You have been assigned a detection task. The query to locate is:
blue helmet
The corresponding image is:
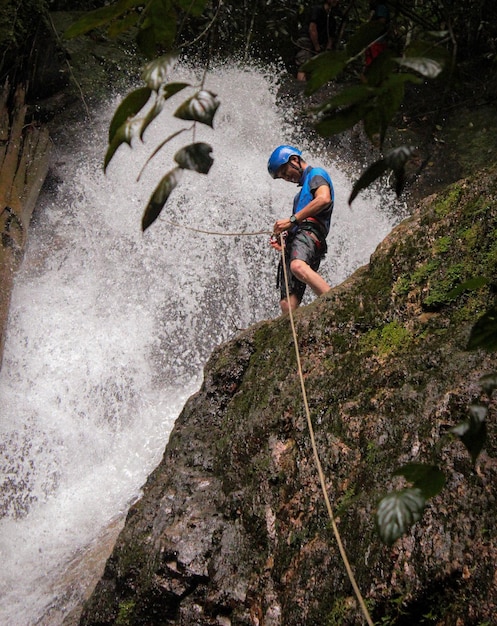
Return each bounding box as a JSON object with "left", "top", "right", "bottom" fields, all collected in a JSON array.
[{"left": 267, "top": 145, "right": 302, "bottom": 178}]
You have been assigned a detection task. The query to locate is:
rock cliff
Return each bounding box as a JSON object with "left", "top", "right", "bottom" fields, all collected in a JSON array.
[
  {"left": 2, "top": 7, "right": 497, "bottom": 624},
  {"left": 80, "top": 166, "right": 497, "bottom": 625}
]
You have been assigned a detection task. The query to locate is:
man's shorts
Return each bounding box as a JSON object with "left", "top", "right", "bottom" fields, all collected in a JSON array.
[
  {"left": 295, "top": 36, "right": 313, "bottom": 68},
  {"left": 277, "top": 229, "right": 326, "bottom": 302}
]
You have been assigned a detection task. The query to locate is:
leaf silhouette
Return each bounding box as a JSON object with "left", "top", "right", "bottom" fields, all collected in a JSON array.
[
  {"left": 142, "top": 168, "right": 182, "bottom": 231},
  {"left": 174, "top": 142, "right": 213, "bottom": 174},
  {"left": 174, "top": 90, "right": 220, "bottom": 127}
]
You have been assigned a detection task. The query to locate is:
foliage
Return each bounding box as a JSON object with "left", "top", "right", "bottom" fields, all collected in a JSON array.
[
  {"left": 64, "top": 0, "right": 497, "bottom": 224},
  {"left": 376, "top": 363, "right": 494, "bottom": 545},
  {"left": 376, "top": 268, "right": 497, "bottom": 545},
  {"left": 64, "top": 0, "right": 209, "bottom": 59},
  {"left": 104, "top": 51, "right": 217, "bottom": 230},
  {"left": 359, "top": 320, "right": 412, "bottom": 357},
  {"left": 304, "top": 27, "right": 448, "bottom": 201},
  {"left": 467, "top": 306, "right": 497, "bottom": 352},
  {"left": 0, "top": 0, "right": 49, "bottom": 50}
]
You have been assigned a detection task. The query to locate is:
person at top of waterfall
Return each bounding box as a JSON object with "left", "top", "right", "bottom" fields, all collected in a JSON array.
[
  {"left": 268, "top": 145, "right": 334, "bottom": 314},
  {"left": 296, "top": 0, "right": 342, "bottom": 81},
  {"left": 364, "top": 0, "right": 390, "bottom": 70}
]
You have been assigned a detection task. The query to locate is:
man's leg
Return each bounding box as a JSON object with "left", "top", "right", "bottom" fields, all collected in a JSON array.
[
  {"left": 290, "top": 258, "right": 331, "bottom": 296},
  {"left": 280, "top": 293, "right": 301, "bottom": 314}
]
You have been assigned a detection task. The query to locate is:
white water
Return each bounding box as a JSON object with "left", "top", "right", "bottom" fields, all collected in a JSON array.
[{"left": 0, "top": 62, "right": 401, "bottom": 625}]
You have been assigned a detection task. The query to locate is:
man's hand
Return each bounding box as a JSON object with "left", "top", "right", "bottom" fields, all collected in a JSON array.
[
  {"left": 273, "top": 218, "right": 292, "bottom": 234},
  {"left": 270, "top": 233, "right": 286, "bottom": 251}
]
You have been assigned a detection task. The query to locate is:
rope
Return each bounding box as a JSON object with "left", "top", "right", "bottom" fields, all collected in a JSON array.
[
  {"left": 162, "top": 218, "right": 272, "bottom": 237},
  {"left": 280, "top": 238, "right": 374, "bottom": 626},
  {"left": 163, "top": 218, "right": 373, "bottom": 623}
]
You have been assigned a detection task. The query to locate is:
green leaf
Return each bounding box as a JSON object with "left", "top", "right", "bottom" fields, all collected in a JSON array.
[
  {"left": 174, "top": 90, "right": 220, "bottom": 127},
  {"left": 315, "top": 105, "right": 365, "bottom": 137},
  {"left": 142, "top": 52, "right": 179, "bottom": 91},
  {"left": 384, "top": 146, "right": 416, "bottom": 193},
  {"left": 446, "top": 276, "right": 488, "bottom": 299},
  {"left": 451, "top": 405, "right": 487, "bottom": 464},
  {"left": 163, "top": 82, "right": 190, "bottom": 100},
  {"left": 136, "top": 23, "right": 157, "bottom": 59},
  {"left": 350, "top": 146, "right": 415, "bottom": 198},
  {"left": 466, "top": 307, "right": 497, "bottom": 351},
  {"left": 362, "top": 78, "right": 413, "bottom": 145},
  {"left": 363, "top": 50, "right": 397, "bottom": 87},
  {"left": 109, "top": 87, "right": 152, "bottom": 144},
  {"left": 139, "top": 99, "right": 164, "bottom": 140},
  {"left": 479, "top": 372, "right": 497, "bottom": 397},
  {"left": 142, "top": 167, "right": 182, "bottom": 231},
  {"left": 363, "top": 102, "right": 391, "bottom": 146},
  {"left": 302, "top": 51, "right": 348, "bottom": 95},
  {"left": 104, "top": 121, "right": 134, "bottom": 172},
  {"left": 148, "top": 0, "right": 177, "bottom": 48},
  {"left": 396, "top": 56, "right": 443, "bottom": 78},
  {"left": 174, "top": 142, "right": 213, "bottom": 174},
  {"left": 316, "top": 84, "right": 373, "bottom": 112},
  {"left": 348, "top": 158, "right": 388, "bottom": 204},
  {"left": 384, "top": 146, "right": 415, "bottom": 172},
  {"left": 404, "top": 39, "right": 450, "bottom": 66},
  {"left": 107, "top": 10, "right": 140, "bottom": 38},
  {"left": 393, "top": 463, "right": 446, "bottom": 499},
  {"left": 376, "top": 488, "right": 426, "bottom": 545},
  {"left": 64, "top": 0, "right": 142, "bottom": 38}
]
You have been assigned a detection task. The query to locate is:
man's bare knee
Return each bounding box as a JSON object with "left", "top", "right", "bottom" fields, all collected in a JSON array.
[{"left": 290, "top": 259, "right": 308, "bottom": 282}]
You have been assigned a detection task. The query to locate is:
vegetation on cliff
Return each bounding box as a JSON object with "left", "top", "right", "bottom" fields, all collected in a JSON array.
[{"left": 79, "top": 164, "right": 497, "bottom": 624}]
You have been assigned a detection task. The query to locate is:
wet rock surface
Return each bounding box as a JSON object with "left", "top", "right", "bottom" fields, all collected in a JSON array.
[{"left": 80, "top": 165, "right": 497, "bottom": 624}]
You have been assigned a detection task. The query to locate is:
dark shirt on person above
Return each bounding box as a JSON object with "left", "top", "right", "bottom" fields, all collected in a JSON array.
[{"left": 299, "top": 5, "right": 337, "bottom": 50}]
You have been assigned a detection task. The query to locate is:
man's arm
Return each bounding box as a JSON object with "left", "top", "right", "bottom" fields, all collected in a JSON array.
[
  {"left": 273, "top": 184, "right": 331, "bottom": 234},
  {"left": 309, "top": 21, "right": 321, "bottom": 52}
]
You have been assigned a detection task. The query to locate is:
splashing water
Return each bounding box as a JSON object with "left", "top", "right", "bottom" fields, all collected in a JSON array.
[{"left": 0, "top": 61, "right": 401, "bottom": 625}]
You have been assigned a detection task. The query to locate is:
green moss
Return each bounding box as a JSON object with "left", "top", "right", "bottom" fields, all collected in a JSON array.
[
  {"left": 393, "top": 274, "right": 411, "bottom": 295},
  {"left": 115, "top": 599, "right": 136, "bottom": 626},
  {"left": 325, "top": 596, "right": 357, "bottom": 625},
  {"left": 331, "top": 331, "right": 354, "bottom": 354},
  {"left": 359, "top": 321, "right": 412, "bottom": 357},
  {"left": 411, "top": 259, "right": 440, "bottom": 285},
  {"left": 433, "top": 185, "right": 463, "bottom": 217},
  {"left": 432, "top": 235, "right": 452, "bottom": 254},
  {"left": 334, "top": 486, "right": 359, "bottom": 517},
  {"left": 484, "top": 236, "right": 497, "bottom": 264},
  {"left": 422, "top": 262, "right": 467, "bottom": 310},
  {"left": 459, "top": 223, "right": 482, "bottom": 249}
]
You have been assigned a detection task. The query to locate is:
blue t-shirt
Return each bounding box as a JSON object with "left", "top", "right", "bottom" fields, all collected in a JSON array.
[{"left": 292, "top": 166, "right": 334, "bottom": 236}]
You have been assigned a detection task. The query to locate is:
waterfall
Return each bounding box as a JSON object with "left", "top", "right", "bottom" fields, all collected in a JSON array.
[{"left": 0, "top": 61, "right": 401, "bottom": 625}]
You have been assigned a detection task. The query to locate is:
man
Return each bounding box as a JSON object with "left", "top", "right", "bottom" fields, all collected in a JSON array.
[
  {"left": 268, "top": 145, "right": 334, "bottom": 314},
  {"left": 296, "top": 0, "right": 341, "bottom": 81}
]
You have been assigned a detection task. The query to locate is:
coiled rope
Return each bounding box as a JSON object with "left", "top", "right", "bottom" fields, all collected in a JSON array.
[{"left": 163, "top": 218, "right": 374, "bottom": 624}]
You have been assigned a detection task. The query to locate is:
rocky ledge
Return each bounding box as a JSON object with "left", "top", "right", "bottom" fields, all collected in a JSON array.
[{"left": 80, "top": 165, "right": 497, "bottom": 625}]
